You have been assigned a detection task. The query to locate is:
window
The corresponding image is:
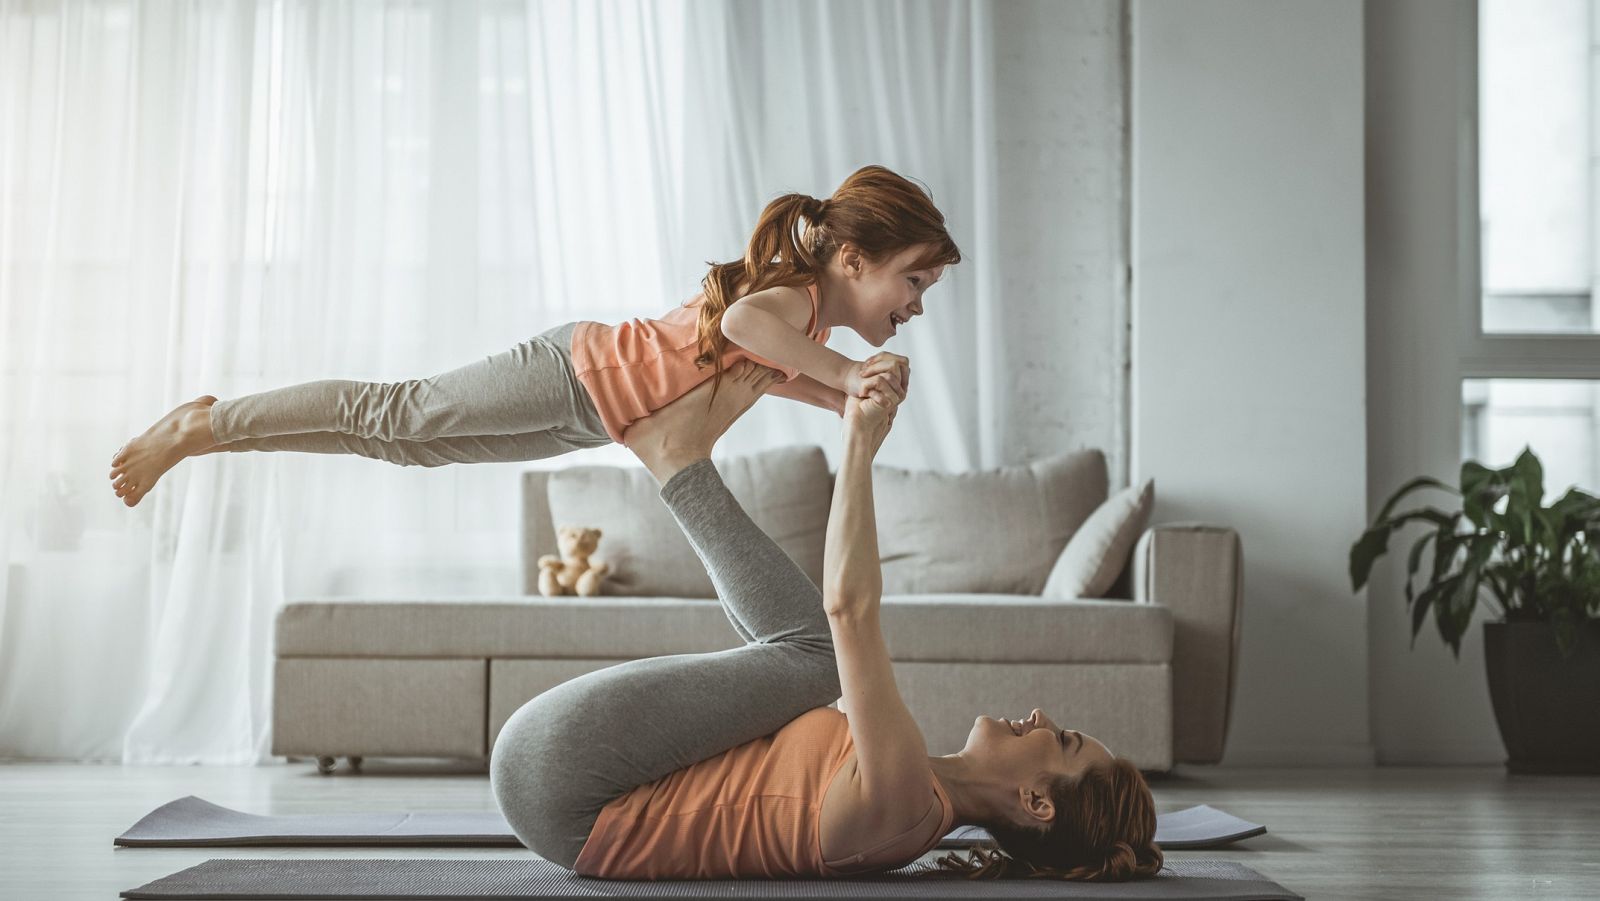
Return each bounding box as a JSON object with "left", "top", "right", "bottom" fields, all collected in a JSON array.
[
  {"left": 1479, "top": 0, "right": 1596, "bottom": 335},
  {"left": 1463, "top": 379, "right": 1599, "bottom": 501},
  {"left": 1470, "top": 1, "right": 1600, "bottom": 487}
]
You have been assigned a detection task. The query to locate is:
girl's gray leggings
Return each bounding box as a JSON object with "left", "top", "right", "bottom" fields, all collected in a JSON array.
[
  {"left": 207, "top": 322, "right": 612, "bottom": 465},
  {"left": 488, "top": 458, "right": 842, "bottom": 868}
]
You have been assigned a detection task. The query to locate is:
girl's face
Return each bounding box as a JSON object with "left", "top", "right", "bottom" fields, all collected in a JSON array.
[{"left": 838, "top": 242, "right": 946, "bottom": 347}]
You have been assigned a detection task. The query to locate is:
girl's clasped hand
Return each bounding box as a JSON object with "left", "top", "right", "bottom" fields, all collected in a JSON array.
[{"left": 846, "top": 351, "right": 911, "bottom": 400}]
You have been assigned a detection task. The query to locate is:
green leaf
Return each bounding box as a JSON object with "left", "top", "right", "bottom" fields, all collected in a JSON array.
[
  {"left": 1404, "top": 531, "right": 1438, "bottom": 606},
  {"left": 1506, "top": 447, "right": 1545, "bottom": 547},
  {"left": 1413, "top": 574, "right": 1460, "bottom": 650},
  {"left": 1548, "top": 487, "right": 1600, "bottom": 555},
  {"left": 1429, "top": 526, "right": 1468, "bottom": 585},
  {"left": 1349, "top": 507, "right": 1457, "bottom": 591},
  {"left": 1350, "top": 525, "right": 1391, "bottom": 593},
  {"left": 1439, "top": 569, "right": 1481, "bottom": 659},
  {"left": 1460, "top": 461, "right": 1500, "bottom": 527},
  {"left": 1460, "top": 532, "right": 1498, "bottom": 578},
  {"left": 1375, "top": 474, "right": 1456, "bottom": 524}
]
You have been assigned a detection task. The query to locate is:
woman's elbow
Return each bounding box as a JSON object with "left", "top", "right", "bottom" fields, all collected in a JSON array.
[{"left": 823, "top": 586, "right": 881, "bottom": 619}]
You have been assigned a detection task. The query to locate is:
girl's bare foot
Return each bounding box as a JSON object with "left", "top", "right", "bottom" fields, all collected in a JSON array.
[
  {"left": 108, "top": 395, "right": 221, "bottom": 507},
  {"left": 623, "top": 362, "right": 782, "bottom": 484}
]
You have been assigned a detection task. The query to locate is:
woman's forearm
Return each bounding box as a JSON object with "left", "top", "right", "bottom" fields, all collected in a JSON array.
[
  {"left": 822, "top": 435, "right": 882, "bottom": 617},
  {"left": 722, "top": 303, "right": 854, "bottom": 392}
]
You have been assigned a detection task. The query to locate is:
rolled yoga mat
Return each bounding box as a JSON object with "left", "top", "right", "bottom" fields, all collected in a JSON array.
[
  {"left": 115, "top": 796, "right": 1267, "bottom": 850},
  {"left": 121, "top": 858, "right": 1303, "bottom": 901}
]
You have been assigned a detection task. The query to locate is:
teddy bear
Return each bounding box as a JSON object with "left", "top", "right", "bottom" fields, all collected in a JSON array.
[{"left": 538, "top": 525, "right": 611, "bottom": 597}]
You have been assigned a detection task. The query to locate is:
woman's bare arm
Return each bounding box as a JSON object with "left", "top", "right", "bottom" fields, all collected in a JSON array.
[{"left": 823, "top": 388, "right": 933, "bottom": 825}]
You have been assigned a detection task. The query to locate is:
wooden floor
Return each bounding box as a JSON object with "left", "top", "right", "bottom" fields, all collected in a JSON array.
[{"left": 2, "top": 759, "right": 1597, "bottom": 900}]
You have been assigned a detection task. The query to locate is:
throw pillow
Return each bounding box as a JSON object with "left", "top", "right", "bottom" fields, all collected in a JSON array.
[
  {"left": 870, "top": 449, "right": 1108, "bottom": 595},
  {"left": 1041, "top": 478, "right": 1155, "bottom": 600}
]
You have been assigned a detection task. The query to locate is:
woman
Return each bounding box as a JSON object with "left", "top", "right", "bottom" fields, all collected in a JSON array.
[{"left": 489, "top": 361, "right": 1163, "bottom": 881}]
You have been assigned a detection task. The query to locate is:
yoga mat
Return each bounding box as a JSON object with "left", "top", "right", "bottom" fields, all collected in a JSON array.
[
  {"left": 120, "top": 858, "right": 1303, "bottom": 900},
  {"left": 116, "top": 796, "right": 1266, "bottom": 851}
]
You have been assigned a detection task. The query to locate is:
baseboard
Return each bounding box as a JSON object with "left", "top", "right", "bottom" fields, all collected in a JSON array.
[
  {"left": 1216, "top": 741, "right": 1377, "bottom": 767},
  {"left": 1373, "top": 743, "right": 1507, "bottom": 766}
]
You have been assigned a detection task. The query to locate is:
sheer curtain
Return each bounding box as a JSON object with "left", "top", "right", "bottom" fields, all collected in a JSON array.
[{"left": 0, "top": 0, "right": 1086, "bottom": 763}]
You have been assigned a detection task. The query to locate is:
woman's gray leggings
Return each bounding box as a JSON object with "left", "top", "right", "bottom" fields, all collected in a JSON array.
[
  {"left": 489, "top": 459, "right": 842, "bottom": 869},
  {"left": 207, "top": 322, "right": 612, "bottom": 465}
]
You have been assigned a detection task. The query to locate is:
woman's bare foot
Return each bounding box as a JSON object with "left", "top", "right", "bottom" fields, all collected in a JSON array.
[
  {"left": 622, "top": 362, "right": 783, "bottom": 484},
  {"left": 108, "top": 395, "right": 221, "bottom": 507}
]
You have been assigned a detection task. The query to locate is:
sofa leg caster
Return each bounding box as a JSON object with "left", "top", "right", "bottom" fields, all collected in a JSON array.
[
  {"left": 316, "top": 756, "right": 337, "bottom": 775},
  {"left": 349, "top": 755, "right": 363, "bottom": 772}
]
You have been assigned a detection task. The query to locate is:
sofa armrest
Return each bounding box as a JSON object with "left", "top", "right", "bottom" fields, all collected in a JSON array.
[{"left": 1131, "top": 522, "right": 1243, "bottom": 764}]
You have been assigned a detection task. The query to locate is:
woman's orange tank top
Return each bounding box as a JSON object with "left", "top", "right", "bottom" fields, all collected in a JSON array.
[
  {"left": 570, "top": 706, "right": 954, "bottom": 880},
  {"left": 569, "top": 282, "right": 834, "bottom": 444}
]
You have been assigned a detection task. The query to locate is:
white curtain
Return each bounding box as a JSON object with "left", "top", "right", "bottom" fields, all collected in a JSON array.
[{"left": 0, "top": 0, "right": 1118, "bottom": 763}]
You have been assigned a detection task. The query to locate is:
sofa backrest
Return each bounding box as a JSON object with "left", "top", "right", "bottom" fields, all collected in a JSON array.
[
  {"left": 523, "top": 444, "right": 1112, "bottom": 598},
  {"left": 523, "top": 446, "right": 831, "bottom": 597}
]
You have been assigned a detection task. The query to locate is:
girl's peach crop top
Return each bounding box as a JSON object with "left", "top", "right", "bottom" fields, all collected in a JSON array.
[
  {"left": 569, "top": 282, "right": 833, "bottom": 444},
  {"left": 571, "top": 706, "right": 954, "bottom": 880}
]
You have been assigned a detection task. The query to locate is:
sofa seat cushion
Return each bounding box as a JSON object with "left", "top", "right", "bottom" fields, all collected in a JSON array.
[{"left": 274, "top": 595, "right": 1173, "bottom": 663}]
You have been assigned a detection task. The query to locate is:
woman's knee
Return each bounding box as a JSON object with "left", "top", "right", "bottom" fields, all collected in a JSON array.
[
  {"left": 490, "top": 701, "right": 587, "bottom": 865},
  {"left": 783, "top": 637, "right": 842, "bottom": 704}
]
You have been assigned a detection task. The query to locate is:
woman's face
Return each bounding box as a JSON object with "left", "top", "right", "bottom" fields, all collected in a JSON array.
[
  {"left": 837, "top": 242, "right": 945, "bottom": 347},
  {"left": 964, "top": 708, "right": 1115, "bottom": 799}
]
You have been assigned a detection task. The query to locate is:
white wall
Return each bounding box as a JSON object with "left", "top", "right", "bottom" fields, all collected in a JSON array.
[
  {"left": 992, "top": 0, "right": 1130, "bottom": 481},
  {"left": 1364, "top": 0, "right": 1505, "bottom": 764},
  {"left": 1131, "top": 0, "right": 1373, "bottom": 765}
]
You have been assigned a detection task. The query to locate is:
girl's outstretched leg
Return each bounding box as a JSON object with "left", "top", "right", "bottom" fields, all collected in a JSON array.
[
  {"left": 208, "top": 324, "right": 593, "bottom": 444},
  {"left": 108, "top": 322, "right": 603, "bottom": 506},
  {"left": 196, "top": 428, "right": 608, "bottom": 467},
  {"left": 108, "top": 395, "right": 219, "bottom": 507}
]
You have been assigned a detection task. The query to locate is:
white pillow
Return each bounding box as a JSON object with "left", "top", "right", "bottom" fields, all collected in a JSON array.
[
  {"left": 1041, "top": 478, "right": 1155, "bottom": 600},
  {"left": 870, "top": 450, "right": 1108, "bottom": 595}
]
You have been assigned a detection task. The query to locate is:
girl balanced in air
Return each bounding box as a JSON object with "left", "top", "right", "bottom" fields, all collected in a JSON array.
[{"left": 107, "top": 165, "right": 958, "bottom": 506}]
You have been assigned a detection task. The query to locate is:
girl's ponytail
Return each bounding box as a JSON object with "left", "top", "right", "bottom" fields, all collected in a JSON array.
[
  {"left": 695, "top": 193, "right": 825, "bottom": 382},
  {"left": 694, "top": 165, "right": 961, "bottom": 392}
]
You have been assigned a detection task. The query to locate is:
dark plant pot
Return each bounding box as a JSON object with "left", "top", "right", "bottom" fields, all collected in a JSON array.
[{"left": 1483, "top": 620, "right": 1600, "bottom": 774}]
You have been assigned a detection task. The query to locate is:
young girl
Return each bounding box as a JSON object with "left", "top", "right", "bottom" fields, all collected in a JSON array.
[{"left": 107, "top": 164, "right": 960, "bottom": 507}]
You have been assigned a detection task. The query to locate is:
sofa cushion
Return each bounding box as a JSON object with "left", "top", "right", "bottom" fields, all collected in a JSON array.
[
  {"left": 275, "top": 595, "right": 1173, "bottom": 663},
  {"left": 870, "top": 450, "right": 1108, "bottom": 595},
  {"left": 543, "top": 445, "right": 830, "bottom": 597},
  {"left": 1043, "top": 479, "right": 1155, "bottom": 600}
]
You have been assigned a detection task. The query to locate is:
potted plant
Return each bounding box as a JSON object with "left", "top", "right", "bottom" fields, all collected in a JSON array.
[{"left": 1349, "top": 446, "right": 1600, "bottom": 774}]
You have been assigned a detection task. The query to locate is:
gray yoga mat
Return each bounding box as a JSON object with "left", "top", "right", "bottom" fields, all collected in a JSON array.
[
  {"left": 120, "top": 858, "right": 1303, "bottom": 900},
  {"left": 115, "top": 796, "right": 1266, "bottom": 851}
]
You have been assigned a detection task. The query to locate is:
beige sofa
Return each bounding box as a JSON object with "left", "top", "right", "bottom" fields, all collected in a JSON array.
[{"left": 272, "top": 446, "right": 1243, "bottom": 774}]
